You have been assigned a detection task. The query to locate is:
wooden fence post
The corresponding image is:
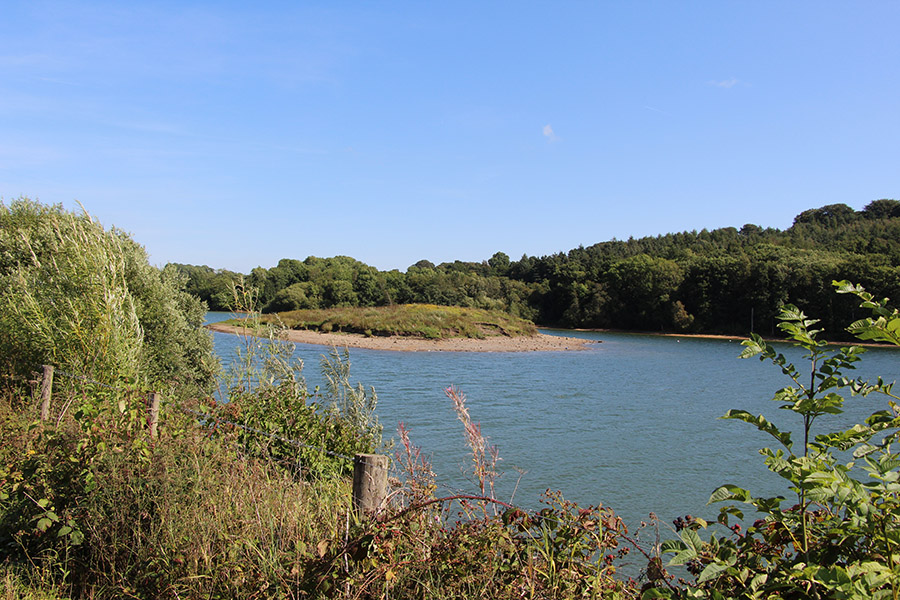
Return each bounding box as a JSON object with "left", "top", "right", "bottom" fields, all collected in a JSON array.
[
  {"left": 149, "top": 392, "right": 161, "bottom": 439},
  {"left": 40, "top": 365, "right": 54, "bottom": 422},
  {"left": 352, "top": 454, "right": 388, "bottom": 518}
]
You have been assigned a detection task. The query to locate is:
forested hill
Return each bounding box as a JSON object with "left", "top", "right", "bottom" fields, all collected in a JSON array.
[{"left": 172, "top": 199, "right": 900, "bottom": 339}]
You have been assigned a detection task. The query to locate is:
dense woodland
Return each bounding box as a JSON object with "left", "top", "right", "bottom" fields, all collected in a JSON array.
[{"left": 172, "top": 199, "right": 900, "bottom": 339}]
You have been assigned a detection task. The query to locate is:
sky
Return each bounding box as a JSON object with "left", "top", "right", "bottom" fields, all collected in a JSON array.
[{"left": 2, "top": 1, "right": 898, "bottom": 273}]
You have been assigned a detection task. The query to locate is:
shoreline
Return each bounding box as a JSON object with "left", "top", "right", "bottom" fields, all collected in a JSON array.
[
  {"left": 206, "top": 323, "right": 595, "bottom": 353},
  {"left": 565, "top": 327, "right": 898, "bottom": 349},
  {"left": 207, "top": 322, "right": 898, "bottom": 352}
]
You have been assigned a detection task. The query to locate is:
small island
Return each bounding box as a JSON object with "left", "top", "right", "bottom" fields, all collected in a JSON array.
[{"left": 207, "top": 304, "right": 593, "bottom": 352}]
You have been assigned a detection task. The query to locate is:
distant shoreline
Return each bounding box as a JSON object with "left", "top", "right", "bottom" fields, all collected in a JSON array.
[
  {"left": 206, "top": 322, "right": 594, "bottom": 353},
  {"left": 566, "top": 327, "right": 899, "bottom": 349}
]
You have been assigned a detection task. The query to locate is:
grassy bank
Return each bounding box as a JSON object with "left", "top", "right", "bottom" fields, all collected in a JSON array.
[
  {"left": 242, "top": 303, "right": 539, "bottom": 339},
  {"left": 0, "top": 347, "right": 640, "bottom": 599}
]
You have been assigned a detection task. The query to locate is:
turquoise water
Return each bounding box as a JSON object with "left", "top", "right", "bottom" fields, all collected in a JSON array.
[{"left": 206, "top": 312, "right": 900, "bottom": 532}]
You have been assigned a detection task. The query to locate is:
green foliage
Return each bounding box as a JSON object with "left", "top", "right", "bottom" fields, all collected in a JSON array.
[
  {"left": 793, "top": 203, "right": 858, "bottom": 227},
  {"left": 0, "top": 274, "right": 385, "bottom": 597},
  {"left": 605, "top": 254, "right": 684, "bottom": 331},
  {"left": 308, "top": 491, "right": 637, "bottom": 599},
  {"left": 164, "top": 262, "right": 241, "bottom": 311},
  {"left": 835, "top": 279, "right": 900, "bottom": 346},
  {"left": 0, "top": 377, "right": 159, "bottom": 579},
  {"left": 263, "top": 303, "right": 539, "bottom": 340},
  {"left": 0, "top": 198, "right": 216, "bottom": 393},
  {"left": 321, "top": 348, "right": 382, "bottom": 451},
  {"left": 862, "top": 199, "right": 900, "bottom": 220},
  {"left": 1, "top": 385, "right": 351, "bottom": 598},
  {"left": 176, "top": 198, "right": 900, "bottom": 338},
  {"left": 0, "top": 316, "right": 378, "bottom": 599},
  {"left": 650, "top": 284, "right": 900, "bottom": 599},
  {"left": 206, "top": 283, "right": 382, "bottom": 478}
]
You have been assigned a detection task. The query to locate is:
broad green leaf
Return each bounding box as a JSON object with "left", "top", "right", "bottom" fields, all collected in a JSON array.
[
  {"left": 709, "top": 485, "right": 751, "bottom": 504},
  {"left": 669, "top": 548, "right": 698, "bottom": 566},
  {"left": 717, "top": 505, "right": 744, "bottom": 525},
  {"left": 698, "top": 560, "right": 732, "bottom": 583},
  {"left": 815, "top": 424, "right": 873, "bottom": 451},
  {"left": 680, "top": 528, "right": 703, "bottom": 554},
  {"left": 722, "top": 410, "right": 793, "bottom": 449},
  {"left": 739, "top": 335, "right": 767, "bottom": 358},
  {"left": 660, "top": 539, "right": 686, "bottom": 553}
]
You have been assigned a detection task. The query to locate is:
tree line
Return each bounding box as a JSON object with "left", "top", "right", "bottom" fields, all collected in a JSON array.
[{"left": 171, "top": 199, "right": 900, "bottom": 340}]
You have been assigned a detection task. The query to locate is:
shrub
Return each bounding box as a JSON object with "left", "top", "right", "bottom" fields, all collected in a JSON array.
[
  {"left": 0, "top": 199, "right": 216, "bottom": 393},
  {"left": 212, "top": 287, "right": 383, "bottom": 478}
]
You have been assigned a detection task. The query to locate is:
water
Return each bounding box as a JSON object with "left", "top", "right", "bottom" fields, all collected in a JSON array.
[{"left": 206, "top": 312, "right": 900, "bottom": 531}]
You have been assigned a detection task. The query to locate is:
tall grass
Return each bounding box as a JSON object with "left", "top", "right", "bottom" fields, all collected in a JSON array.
[
  {"left": 0, "top": 385, "right": 356, "bottom": 599},
  {"left": 80, "top": 432, "right": 351, "bottom": 598}
]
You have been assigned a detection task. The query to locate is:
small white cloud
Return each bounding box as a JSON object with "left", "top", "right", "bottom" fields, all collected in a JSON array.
[
  {"left": 542, "top": 124, "right": 560, "bottom": 142},
  {"left": 709, "top": 77, "right": 741, "bottom": 88}
]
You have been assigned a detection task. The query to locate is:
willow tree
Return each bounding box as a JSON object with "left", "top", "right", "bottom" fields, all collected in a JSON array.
[{"left": 0, "top": 198, "right": 216, "bottom": 392}]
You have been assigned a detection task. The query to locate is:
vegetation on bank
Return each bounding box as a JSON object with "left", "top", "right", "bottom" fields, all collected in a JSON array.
[
  {"left": 2, "top": 199, "right": 898, "bottom": 599},
  {"left": 173, "top": 198, "right": 900, "bottom": 339},
  {"left": 0, "top": 199, "right": 216, "bottom": 392},
  {"left": 243, "top": 303, "right": 540, "bottom": 340}
]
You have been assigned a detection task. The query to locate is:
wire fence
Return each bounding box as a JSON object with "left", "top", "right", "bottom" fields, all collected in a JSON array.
[
  {"left": 31, "top": 365, "right": 394, "bottom": 515},
  {"left": 13, "top": 364, "right": 505, "bottom": 516}
]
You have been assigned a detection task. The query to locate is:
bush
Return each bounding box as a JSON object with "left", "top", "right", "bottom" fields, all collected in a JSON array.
[
  {"left": 0, "top": 199, "right": 216, "bottom": 393},
  {"left": 213, "top": 290, "right": 383, "bottom": 478},
  {"left": 0, "top": 389, "right": 351, "bottom": 599}
]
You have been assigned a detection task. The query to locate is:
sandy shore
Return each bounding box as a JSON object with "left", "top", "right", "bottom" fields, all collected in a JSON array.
[{"left": 207, "top": 323, "right": 594, "bottom": 353}]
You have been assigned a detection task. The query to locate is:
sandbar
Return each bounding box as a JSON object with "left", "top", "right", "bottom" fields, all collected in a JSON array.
[{"left": 207, "top": 323, "right": 594, "bottom": 353}]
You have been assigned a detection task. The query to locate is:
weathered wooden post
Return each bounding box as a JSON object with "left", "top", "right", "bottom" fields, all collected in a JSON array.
[
  {"left": 352, "top": 454, "right": 388, "bottom": 518},
  {"left": 40, "top": 365, "right": 54, "bottom": 422},
  {"left": 149, "top": 392, "right": 161, "bottom": 439}
]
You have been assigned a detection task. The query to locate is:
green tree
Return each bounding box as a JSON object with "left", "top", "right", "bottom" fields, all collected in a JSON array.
[
  {"left": 265, "top": 281, "right": 319, "bottom": 312},
  {"left": 488, "top": 251, "right": 510, "bottom": 275},
  {"left": 0, "top": 199, "right": 216, "bottom": 391},
  {"left": 861, "top": 198, "right": 900, "bottom": 220},
  {"left": 605, "top": 254, "right": 684, "bottom": 330},
  {"left": 793, "top": 202, "right": 858, "bottom": 226}
]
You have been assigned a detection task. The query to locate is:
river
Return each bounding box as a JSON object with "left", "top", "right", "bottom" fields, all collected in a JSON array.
[{"left": 206, "top": 312, "right": 900, "bottom": 534}]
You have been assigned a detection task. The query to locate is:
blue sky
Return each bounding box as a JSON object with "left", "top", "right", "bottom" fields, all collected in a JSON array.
[{"left": 2, "top": 2, "right": 898, "bottom": 273}]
